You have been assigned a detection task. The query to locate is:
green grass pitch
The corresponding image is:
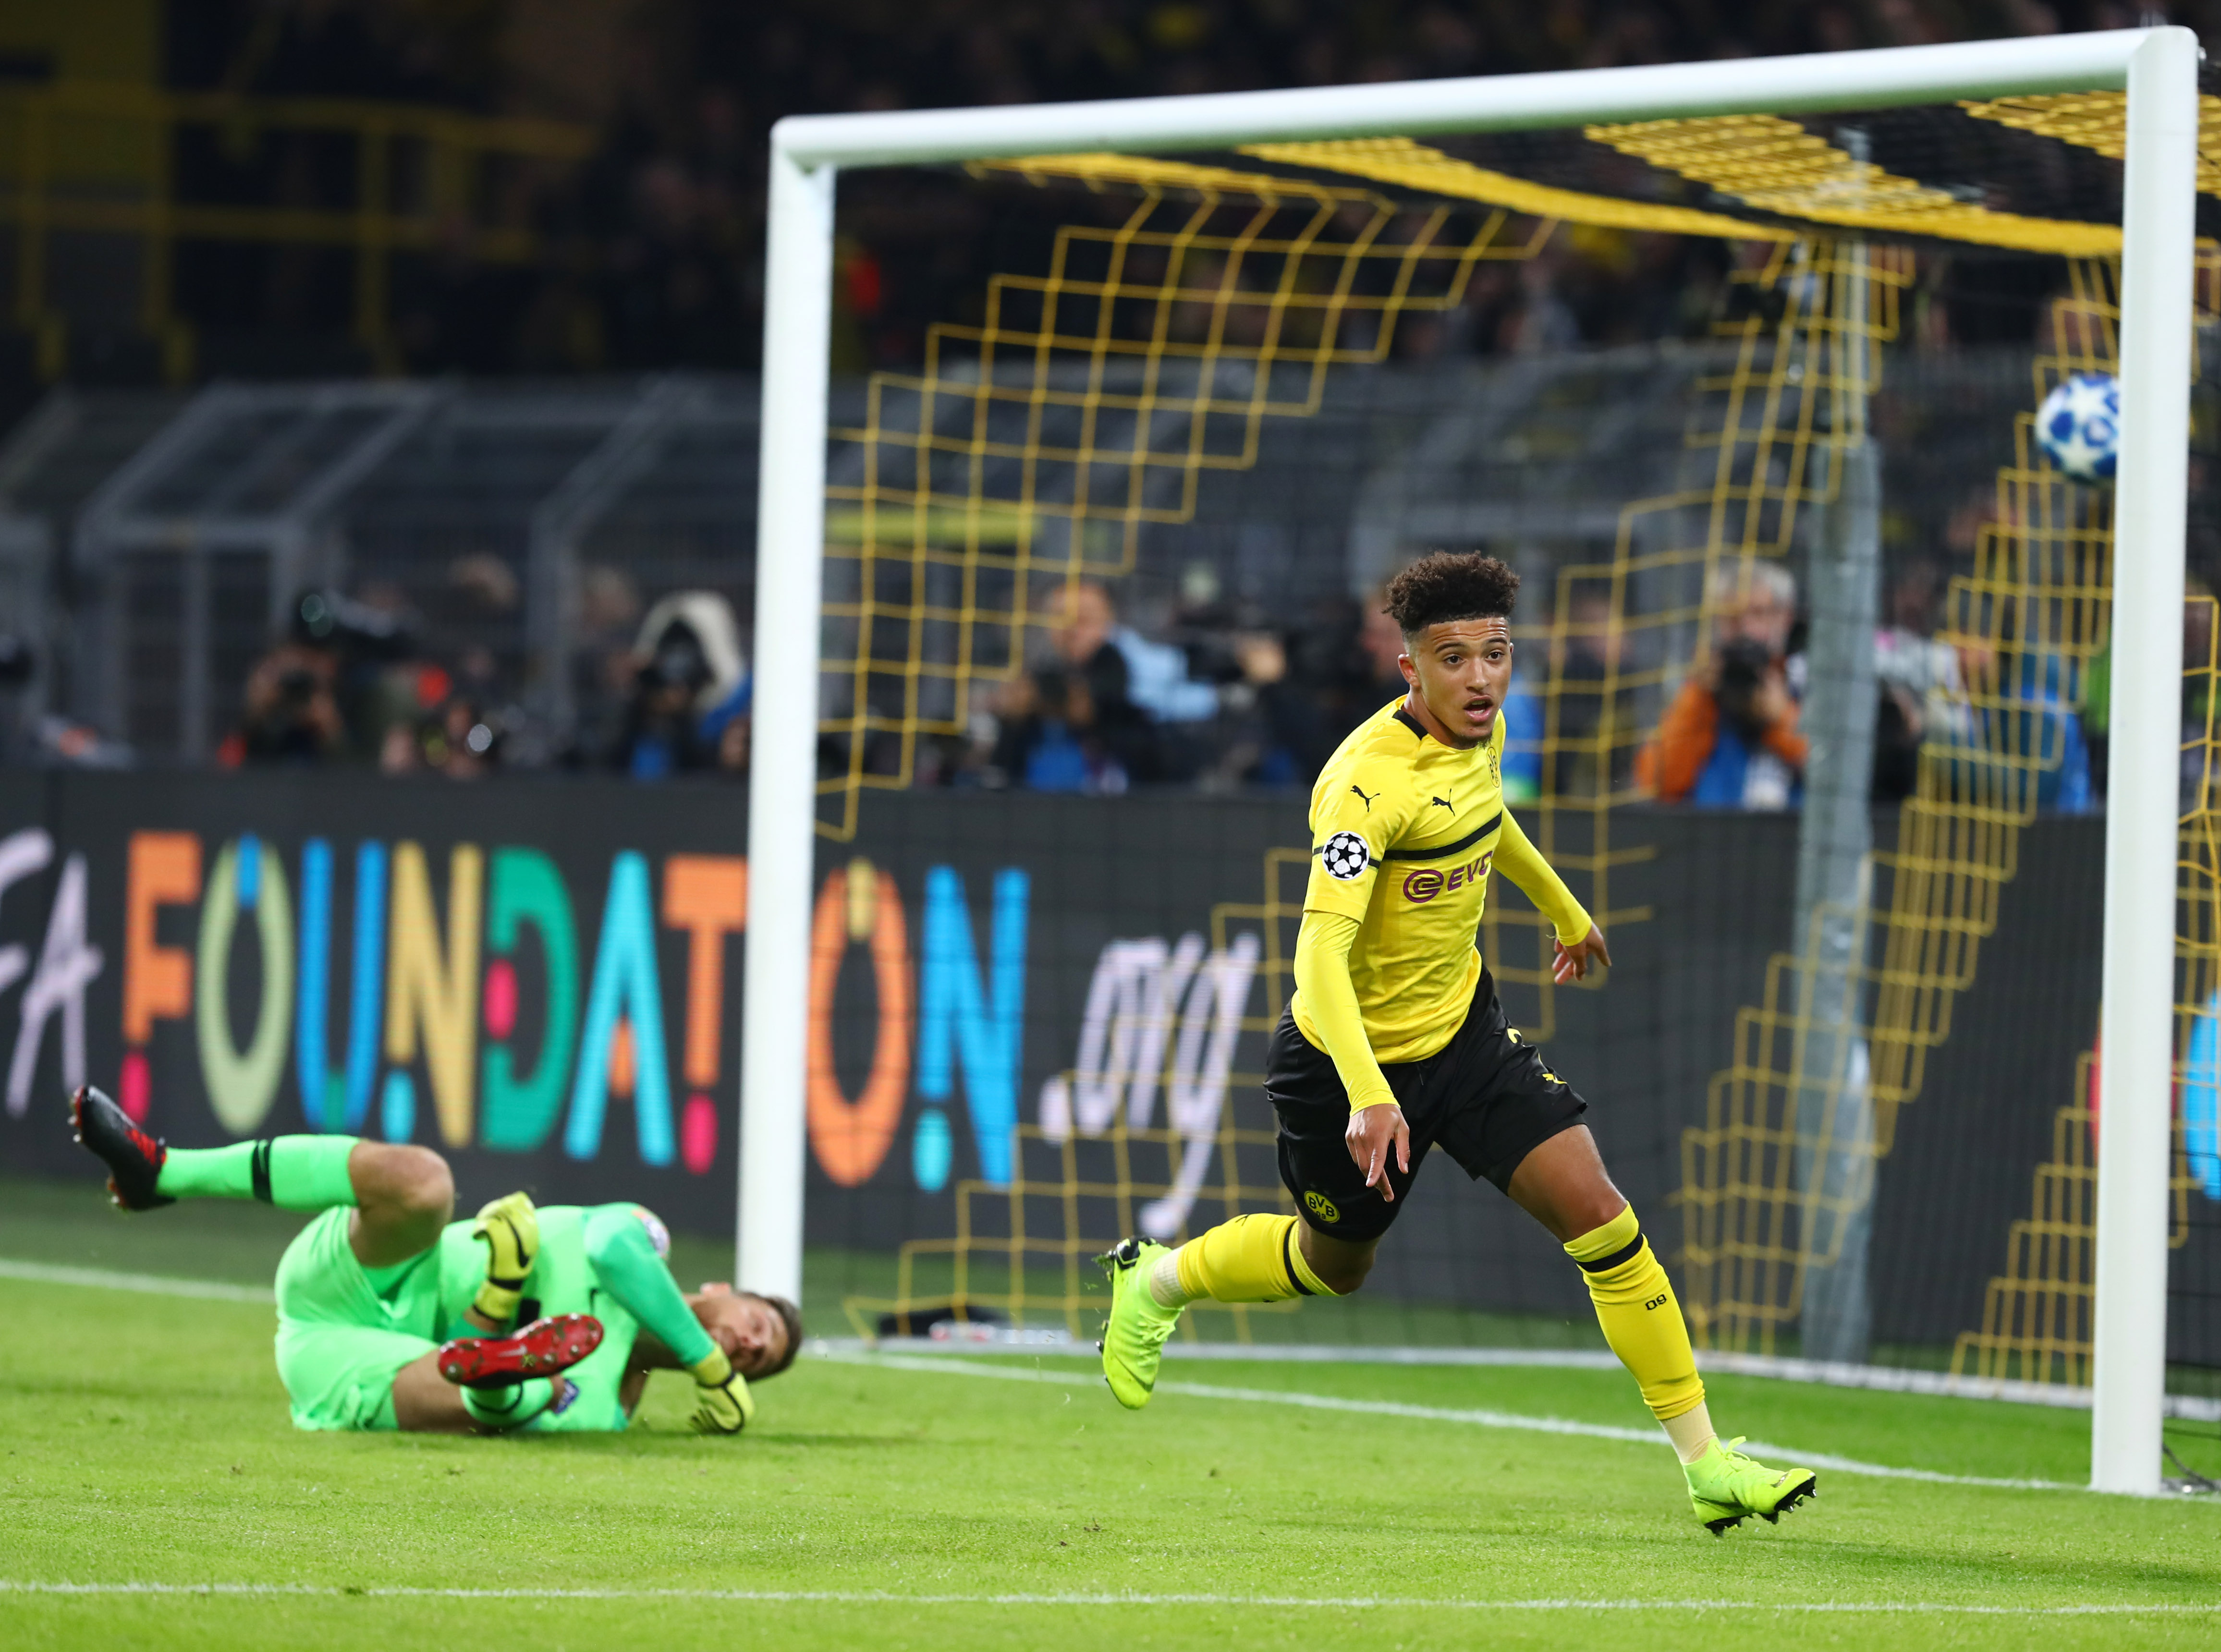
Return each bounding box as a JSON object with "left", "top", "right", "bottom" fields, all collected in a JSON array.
[{"left": 2, "top": 1179, "right": 2218, "bottom": 1651}]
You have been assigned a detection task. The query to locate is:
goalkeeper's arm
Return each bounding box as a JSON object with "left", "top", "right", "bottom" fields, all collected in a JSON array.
[{"left": 583, "top": 1208, "right": 753, "bottom": 1434}]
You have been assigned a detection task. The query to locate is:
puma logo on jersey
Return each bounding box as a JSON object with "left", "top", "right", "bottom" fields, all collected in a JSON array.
[
  {"left": 1349, "top": 784, "right": 1379, "bottom": 811},
  {"left": 1430, "top": 795, "right": 1452, "bottom": 809}
]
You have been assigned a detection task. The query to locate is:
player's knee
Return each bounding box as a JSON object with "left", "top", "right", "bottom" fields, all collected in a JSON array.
[
  {"left": 1314, "top": 1253, "right": 1373, "bottom": 1294},
  {"left": 377, "top": 1145, "right": 454, "bottom": 1222},
  {"left": 1297, "top": 1234, "right": 1368, "bottom": 1297},
  {"left": 1568, "top": 1192, "right": 1632, "bottom": 1244}
]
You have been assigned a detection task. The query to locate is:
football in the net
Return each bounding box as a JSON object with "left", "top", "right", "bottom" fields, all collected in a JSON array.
[{"left": 2035, "top": 371, "right": 2120, "bottom": 483}]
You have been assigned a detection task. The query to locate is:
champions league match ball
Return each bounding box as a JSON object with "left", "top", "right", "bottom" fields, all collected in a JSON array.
[{"left": 2035, "top": 371, "right": 2121, "bottom": 484}]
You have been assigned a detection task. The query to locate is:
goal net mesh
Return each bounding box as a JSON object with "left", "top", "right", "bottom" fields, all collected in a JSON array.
[{"left": 802, "top": 89, "right": 2221, "bottom": 1467}]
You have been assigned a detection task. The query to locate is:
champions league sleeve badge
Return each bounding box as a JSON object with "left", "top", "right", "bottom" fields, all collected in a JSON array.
[
  {"left": 1319, "top": 830, "right": 1373, "bottom": 881},
  {"left": 632, "top": 1205, "right": 672, "bottom": 1259}
]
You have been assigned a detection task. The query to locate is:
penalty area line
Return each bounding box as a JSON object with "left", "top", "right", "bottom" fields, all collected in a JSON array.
[
  {"left": 1, "top": 1582, "right": 2215, "bottom": 1615},
  {"left": 820, "top": 1348, "right": 2078, "bottom": 1492}
]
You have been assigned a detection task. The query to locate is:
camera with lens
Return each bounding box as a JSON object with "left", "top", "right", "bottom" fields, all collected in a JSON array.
[
  {"left": 1715, "top": 635, "right": 1778, "bottom": 735},
  {"left": 276, "top": 665, "right": 321, "bottom": 707},
  {"left": 639, "top": 623, "right": 711, "bottom": 698}
]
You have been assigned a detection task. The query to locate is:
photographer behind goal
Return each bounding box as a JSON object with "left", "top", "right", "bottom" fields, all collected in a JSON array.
[{"left": 1639, "top": 562, "right": 1807, "bottom": 810}]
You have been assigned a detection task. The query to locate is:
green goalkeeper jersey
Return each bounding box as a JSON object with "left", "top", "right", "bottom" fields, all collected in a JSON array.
[{"left": 274, "top": 1201, "right": 717, "bottom": 1433}]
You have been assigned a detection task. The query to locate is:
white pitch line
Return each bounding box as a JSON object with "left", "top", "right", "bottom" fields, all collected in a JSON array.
[
  {"left": 0, "top": 1259, "right": 273, "bottom": 1304},
  {"left": 822, "top": 1348, "right": 2080, "bottom": 1491},
  {"left": 0, "top": 1262, "right": 2196, "bottom": 1484},
  {"left": 840, "top": 1336, "right": 2221, "bottom": 1423},
  {"left": 1, "top": 1582, "right": 2215, "bottom": 1614}
]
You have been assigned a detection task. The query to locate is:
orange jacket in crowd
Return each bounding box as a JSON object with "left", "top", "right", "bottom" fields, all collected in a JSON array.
[{"left": 1636, "top": 678, "right": 1810, "bottom": 802}]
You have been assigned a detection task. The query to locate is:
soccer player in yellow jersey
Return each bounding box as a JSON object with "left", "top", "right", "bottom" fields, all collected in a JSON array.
[{"left": 1098, "top": 551, "right": 1816, "bottom": 1535}]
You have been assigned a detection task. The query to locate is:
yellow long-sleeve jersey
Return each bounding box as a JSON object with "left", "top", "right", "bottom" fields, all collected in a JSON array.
[{"left": 1292, "top": 698, "right": 1592, "bottom": 1105}]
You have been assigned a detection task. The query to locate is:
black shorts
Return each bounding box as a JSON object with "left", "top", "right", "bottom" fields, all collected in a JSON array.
[{"left": 1270, "top": 966, "right": 1587, "bottom": 1243}]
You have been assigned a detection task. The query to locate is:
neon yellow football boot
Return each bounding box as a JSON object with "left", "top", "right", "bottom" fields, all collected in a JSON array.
[
  {"left": 1096, "top": 1237, "right": 1182, "bottom": 1409},
  {"left": 1684, "top": 1436, "right": 1817, "bottom": 1534}
]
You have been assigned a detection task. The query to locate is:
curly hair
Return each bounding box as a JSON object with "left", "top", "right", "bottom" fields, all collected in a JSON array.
[{"left": 1380, "top": 550, "right": 1520, "bottom": 636}]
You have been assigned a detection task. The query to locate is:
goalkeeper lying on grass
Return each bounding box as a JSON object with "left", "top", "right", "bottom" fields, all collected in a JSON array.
[{"left": 68, "top": 1084, "right": 797, "bottom": 1435}]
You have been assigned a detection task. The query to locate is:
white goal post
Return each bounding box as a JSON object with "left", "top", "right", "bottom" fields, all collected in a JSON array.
[{"left": 741, "top": 27, "right": 2200, "bottom": 1495}]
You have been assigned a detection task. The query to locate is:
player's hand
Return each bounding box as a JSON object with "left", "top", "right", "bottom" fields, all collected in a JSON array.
[
  {"left": 470, "top": 1191, "right": 540, "bottom": 1324},
  {"left": 1748, "top": 666, "right": 1794, "bottom": 733},
  {"left": 1553, "top": 924, "right": 1613, "bottom": 984},
  {"left": 688, "top": 1346, "right": 755, "bottom": 1435},
  {"left": 1344, "top": 1102, "right": 1411, "bottom": 1203}
]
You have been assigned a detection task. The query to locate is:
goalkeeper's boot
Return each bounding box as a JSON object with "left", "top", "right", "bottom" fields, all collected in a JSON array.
[
  {"left": 1684, "top": 1435, "right": 1817, "bottom": 1535},
  {"left": 70, "top": 1084, "right": 173, "bottom": 1212},
  {"left": 438, "top": 1314, "right": 604, "bottom": 1389},
  {"left": 1095, "top": 1237, "right": 1182, "bottom": 1410},
  {"left": 469, "top": 1191, "right": 540, "bottom": 1324}
]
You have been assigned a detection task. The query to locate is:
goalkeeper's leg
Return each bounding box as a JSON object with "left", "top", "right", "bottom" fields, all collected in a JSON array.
[
  {"left": 72, "top": 1083, "right": 452, "bottom": 1266},
  {"left": 1508, "top": 1126, "right": 1815, "bottom": 1533},
  {"left": 390, "top": 1328, "right": 599, "bottom": 1434}
]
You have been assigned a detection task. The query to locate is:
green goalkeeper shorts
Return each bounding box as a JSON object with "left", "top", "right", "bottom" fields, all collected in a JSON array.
[{"left": 273, "top": 1206, "right": 443, "bottom": 1432}]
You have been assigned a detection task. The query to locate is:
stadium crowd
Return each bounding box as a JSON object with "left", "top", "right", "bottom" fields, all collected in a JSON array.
[
  {"left": 2, "top": 0, "right": 2186, "bottom": 806},
  {"left": 165, "top": 547, "right": 2114, "bottom": 815},
  {"left": 153, "top": 0, "right": 2184, "bottom": 379}
]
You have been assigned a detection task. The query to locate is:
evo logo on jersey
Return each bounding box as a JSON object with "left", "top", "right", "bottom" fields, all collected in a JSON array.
[{"left": 1401, "top": 852, "right": 1492, "bottom": 904}]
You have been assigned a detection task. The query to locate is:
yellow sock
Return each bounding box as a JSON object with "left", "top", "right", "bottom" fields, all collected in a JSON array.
[
  {"left": 1170, "top": 1214, "right": 1337, "bottom": 1304},
  {"left": 1565, "top": 1206, "right": 1705, "bottom": 1423}
]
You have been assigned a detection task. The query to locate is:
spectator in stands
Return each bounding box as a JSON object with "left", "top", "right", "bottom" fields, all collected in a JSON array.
[
  {"left": 1497, "top": 671, "right": 1545, "bottom": 804},
  {"left": 1356, "top": 592, "right": 1413, "bottom": 715},
  {"left": 232, "top": 640, "right": 348, "bottom": 766},
  {"left": 1638, "top": 562, "right": 1806, "bottom": 809},
  {"left": 1871, "top": 561, "right": 1978, "bottom": 802},
  {"left": 1044, "top": 582, "right": 1176, "bottom": 780},
  {"left": 988, "top": 665, "right": 1130, "bottom": 794},
  {"left": 1156, "top": 563, "right": 1351, "bottom": 787},
  {"left": 1086, "top": 579, "right": 1228, "bottom": 731},
  {"left": 986, "top": 583, "right": 1154, "bottom": 788},
  {"left": 152, "top": 1, "right": 1952, "bottom": 386},
  {"left": 1257, "top": 593, "right": 1379, "bottom": 765},
  {"left": 1546, "top": 588, "right": 1631, "bottom": 797},
  {"left": 228, "top": 590, "right": 414, "bottom": 767},
  {"left": 408, "top": 691, "right": 503, "bottom": 779},
  {"left": 606, "top": 593, "right": 749, "bottom": 780}
]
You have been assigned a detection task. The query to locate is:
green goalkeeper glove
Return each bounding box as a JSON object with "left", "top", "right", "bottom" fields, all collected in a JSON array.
[
  {"left": 471, "top": 1191, "right": 539, "bottom": 1324},
  {"left": 688, "top": 1346, "right": 755, "bottom": 1434}
]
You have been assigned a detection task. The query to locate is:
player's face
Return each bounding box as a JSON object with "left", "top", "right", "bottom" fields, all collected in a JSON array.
[
  {"left": 1401, "top": 617, "right": 1513, "bottom": 748},
  {"left": 694, "top": 1284, "right": 791, "bottom": 1378},
  {"left": 1721, "top": 587, "right": 1793, "bottom": 656}
]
